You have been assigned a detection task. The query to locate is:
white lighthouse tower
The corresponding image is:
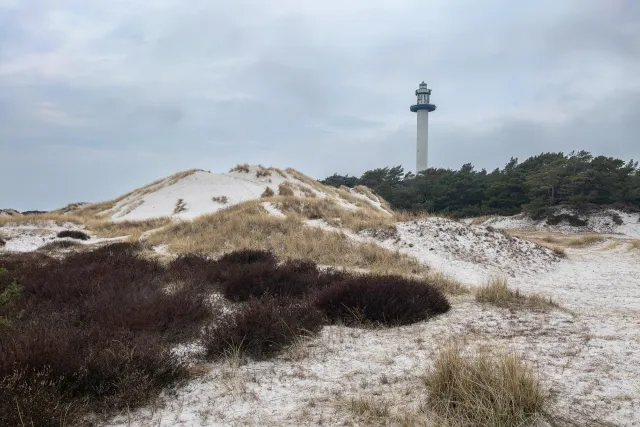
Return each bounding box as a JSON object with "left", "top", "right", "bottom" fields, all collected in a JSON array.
[{"left": 410, "top": 82, "right": 437, "bottom": 173}]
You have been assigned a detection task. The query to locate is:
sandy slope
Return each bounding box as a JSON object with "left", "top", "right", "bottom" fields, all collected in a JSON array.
[
  {"left": 360, "top": 217, "right": 562, "bottom": 284},
  {"left": 98, "top": 167, "right": 389, "bottom": 221},
  {"left": 482, "top": 208, "right": 640, "bottom": 238}
]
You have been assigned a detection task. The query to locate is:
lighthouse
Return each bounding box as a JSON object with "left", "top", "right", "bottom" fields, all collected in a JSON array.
[{"left": 410, "top": 82, "right": 437, "bottom": 173}]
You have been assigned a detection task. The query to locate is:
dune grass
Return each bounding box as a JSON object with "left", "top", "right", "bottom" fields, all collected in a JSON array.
[
  {"left": 147, "top": 202, "right": 425, "bottom": 276},
  {"left": 475, "top": 277, "right": 559, "bottom": 311},
  {"left": 424, "top": 344, "right": 546, "bottom": 426},
  {"left": 566, "top": 234, "right": 605, "bottom": 247}
]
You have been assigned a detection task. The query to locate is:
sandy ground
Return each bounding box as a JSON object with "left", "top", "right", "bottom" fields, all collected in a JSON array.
[
  {"left": 101, "top": 230, "right": 640, "bottom": 427},
  {"left": 0, "top": 221, "right": 123, "bottom": 252}
]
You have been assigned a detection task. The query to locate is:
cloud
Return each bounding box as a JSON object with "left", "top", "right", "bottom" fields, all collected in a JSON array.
[{"left": 1, "top": 0, "right": 639, "bottom": 210}]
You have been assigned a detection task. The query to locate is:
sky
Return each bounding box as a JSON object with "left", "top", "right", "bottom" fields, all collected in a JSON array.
[{"left": 1, "top": 0, "right": 639, "bottom": 211}]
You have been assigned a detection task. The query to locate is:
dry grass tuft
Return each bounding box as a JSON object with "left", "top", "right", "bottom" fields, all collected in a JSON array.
[
  {"left": 475, "top": 277, "right": 559, "bottom": 311},
  {"left": 567, "top": 234, "right": 605, "bottom": 247},
  {"left": 85, "top": 218, "right": 171, "bottom": 239},
  {"left": 256, "top": 166, "right": 271, "bottom": 178},
  {"left": 261, "top": 187, "right": 275, "bottom": 198},
  {"left": 426, "top": 271, "right": 470, "bottom": 296},
  {"left": 278, "top": 182, "right": 295, "bottom": 197},
  {"left": 629, "top": 240, "right": 640, "bottom": 250},
  {"left": 212, "top": 196, "right": 229, "bottom": 204},
  {"left": 174, "top": 198, "right": 187, "bottom": 214},
  {"left": 230, "top": 163, "right": 250, "bottom": 173},
  {"left": 0, "top": 213, "right": 84, "bottom": 228},
  {"left": 147, "top": 202, "right": 426, "bottom": 276},
  {"left": 424, "top": 344, "right": 546, "bottom": 427},
  {"left": 343, "top": 395, "right": 392, "bottom": 419}
]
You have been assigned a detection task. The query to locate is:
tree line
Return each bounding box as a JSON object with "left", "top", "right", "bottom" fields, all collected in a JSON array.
[{"left": 320, "top": 151, "right": 640, "bottom": 217}]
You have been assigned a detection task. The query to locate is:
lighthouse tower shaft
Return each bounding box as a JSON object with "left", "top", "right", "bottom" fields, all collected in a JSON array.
[
  {"left": 416, "top": 110, "right": 429, "bottom": 173},
  {"left": 410, "top": 82, "right": 436, "bottom": 173}
]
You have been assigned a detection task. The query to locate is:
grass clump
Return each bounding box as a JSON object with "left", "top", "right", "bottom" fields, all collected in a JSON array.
[
  {"left": 230, "top": 163, "right": 250, "bottom": 173},
  {"left": 212, "top": 195, "right": 229, "bottom": 204},
  {"left": 261, "top": 186, "right": 275, "bottom": 198},
  {"left": 551, "top": 245, "right": 567, "bottom": 257},
  {"left": 475, "top": 277, "right": 559, "bottom": 311},
  {"left": 173, "top": 198, "right": 187, "bottom": 214},
  {"left": 86, "top": 217, "right": 170, "bottom": 239},
  {"left": 256, "top": 167, "right": 272, "bottom": 178},
  {"left": 424, "top": 344, "right": 546, "bottom": 427},
  {"left": 315, "top": 274, "right": 450, "bottom": 326},
  {"left": 204, "top": 297, "right": 325, "bottom": 360},
  {"left": 278, "top": 181, "right": 295, "bottom": 197},
  {"left": 56, "top": 229, "right": 90, "bottom": 240},
  {"left": 567, "top": 234, "right": 605, "bottom": 247}
]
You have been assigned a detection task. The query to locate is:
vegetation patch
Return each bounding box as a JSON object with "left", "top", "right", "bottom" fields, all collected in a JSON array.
[
  {"left": 147, "top": 203, "right": 425, "bottom": 276},
  {"left": 0, "top": 244, "right": 216, "bottom": 427},
  {"left": 315, "top": 274, "right": 450, "bottom": 326},
  {"left": 39, "top": 240, "right": 82, "bottom": 251},
  {"left": 204, "top": 297, "right": 325, "bottom": 360},
  {"left": 475, "top": 277, "right": 559, "bottom": 311},
  {"left": 174, "top": 198, "right": 187, "bottom": 214},
  {"left": 212, "top": 195, "right": 229, "bottom": 204},
  {"left": 278, "top": 181, "right": 295, "bottom": 197},
  {"left": 321, "top": 152, "right": 640, "bottom": 217},
  {"left": 566, "top": 234, "right": 605, "bottom": 247},
  {"left": 256, "top": 166, "right": 272, "bottom": 178},
  {"left": 424, "top": 344, "right": 546, "bottom": 427},
  {"left": 230, "top": 163, "right": 250, "bottom": 173},
  {"left": 56, "top": 229, "right": 90, "bottom": 240},
  {"left": 261, "top": 186, "right": 275, "bottom": 198}
]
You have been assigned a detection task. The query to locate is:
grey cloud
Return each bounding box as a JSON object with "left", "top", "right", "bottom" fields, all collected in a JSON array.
[{"left": 1, "top": 0, "right": 639, "bottom": 210}]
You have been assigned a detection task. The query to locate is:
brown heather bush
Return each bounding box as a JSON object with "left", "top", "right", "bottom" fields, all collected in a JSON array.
[
  {"left": 56, "top": 229, "right": 90, "bottom": 240},
  {"left": 278, "top": 181, "right": 295, "bottom": 196},
  {"left": 217, "top": 259, "right": 348, "bottom": 301},
  {"left": 315, "top": 274, "right": 450, "bottom": 326},
  {"left": 39, "top": 239, "right": 82, "bottom": 251},
  {"left": 424, "top": 344, "right": 546, "bottom": 426},
  {"left": 0, "top": 243, "right": 216, "bottom": 426},
  {"left": 204, "top": 297, "right": 325, "bottom": 360},
  {"left": 475, "top": 277, "right": 559, "bottom": 311}
]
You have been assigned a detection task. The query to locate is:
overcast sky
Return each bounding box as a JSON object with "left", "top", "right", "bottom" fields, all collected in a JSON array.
[{"left": 1, "top": 0, "right": 639, "bottom": 211}]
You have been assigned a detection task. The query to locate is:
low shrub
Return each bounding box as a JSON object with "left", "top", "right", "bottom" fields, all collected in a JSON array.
[
  {"left": 217, "top": 258, "right": 347, "bottom": 301},
  {"left": 315, "top": 274, "right": 450, "bottom": 326},
  {"left": 56, "top": 230, "right": 90, "bottom": 240},
  {"left": 40, "top": 240, "right": 82, "bottom": 251},
  {"left": 0, "top": 243, "right": 216, "bottom": 426},
  {"left": 424, "top": 344, "right": 546, "bottom": 426},
  {"left": 204, "top": 297, "right": 325, "bottom": 360},
  {"left": 217, "top": 248, "right": 277, "bottom": 266}
]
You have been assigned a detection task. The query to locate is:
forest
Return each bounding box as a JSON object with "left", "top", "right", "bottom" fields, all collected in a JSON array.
[{"left": 320, "top": 151, "right": 640, "bottom": 217}]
